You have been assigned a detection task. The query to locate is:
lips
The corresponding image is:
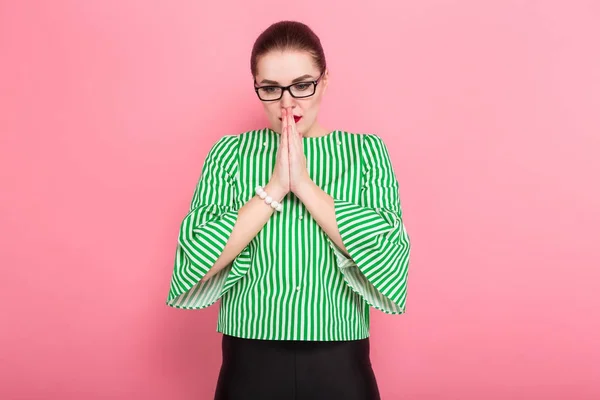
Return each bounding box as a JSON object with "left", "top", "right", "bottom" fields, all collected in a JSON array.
[{"left": 279, "top": 115, "right": 303, "bottom": 123}]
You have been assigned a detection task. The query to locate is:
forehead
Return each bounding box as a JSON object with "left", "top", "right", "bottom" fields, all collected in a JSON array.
[{"left": 256, "top": 50, "right": 319, "bottom": 83}]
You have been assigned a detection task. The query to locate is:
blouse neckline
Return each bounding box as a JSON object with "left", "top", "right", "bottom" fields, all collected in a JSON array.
[{"left": 266, "top": 127, "right": 337, "bottom": 141}]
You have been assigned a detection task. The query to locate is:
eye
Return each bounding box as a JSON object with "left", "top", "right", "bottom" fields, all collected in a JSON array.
[
  {"left": 261, "top": 87, "right": 278, "bottom": 93},
  {"left": 293, "top": 83, "right": 311, "bottom": 91}
]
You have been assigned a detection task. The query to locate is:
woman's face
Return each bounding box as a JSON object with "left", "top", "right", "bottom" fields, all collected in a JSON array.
[{"left": 254, "top": 50, "right": 328, "bottom": 136}]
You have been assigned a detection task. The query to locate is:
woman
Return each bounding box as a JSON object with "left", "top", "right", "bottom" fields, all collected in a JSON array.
[{"left": 166, "top": 20, "right": 411, "bottom": 400}]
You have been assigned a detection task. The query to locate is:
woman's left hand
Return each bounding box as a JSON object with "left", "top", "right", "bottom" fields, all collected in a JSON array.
[{"left": 284, "top": 107, "right": 311, "bottom": 194}]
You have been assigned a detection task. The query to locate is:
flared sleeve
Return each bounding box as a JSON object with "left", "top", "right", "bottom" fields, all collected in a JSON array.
[
  {"left": 166, "top": 135, "right": 252, "bottom": 309},
  {"left": 328, "top": 134, "right": 411, "bottom": 314}
]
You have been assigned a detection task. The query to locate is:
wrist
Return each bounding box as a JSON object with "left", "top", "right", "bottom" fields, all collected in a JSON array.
[
  {"left": 293, "top": 177, "right": 314, "bottom": 200},
  {"left": 264, "top": 182, "right": 288, "bottom": 202}
]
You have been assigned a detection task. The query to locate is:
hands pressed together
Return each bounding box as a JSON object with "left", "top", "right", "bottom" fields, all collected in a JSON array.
[{"left": 271, "top": 107, "right": 311, "bottom": 196}]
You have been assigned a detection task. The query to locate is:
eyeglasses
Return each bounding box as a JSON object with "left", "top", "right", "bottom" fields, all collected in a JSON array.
[{"left": 254, "top": 72, "right": 324, "bottom": 101}]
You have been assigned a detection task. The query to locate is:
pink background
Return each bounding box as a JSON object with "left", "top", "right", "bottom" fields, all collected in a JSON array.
[{"left": 1, "top": 1, "right": 599, "bottom": 399}]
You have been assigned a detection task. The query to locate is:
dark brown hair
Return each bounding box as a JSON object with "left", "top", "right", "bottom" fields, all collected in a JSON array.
[{"left": 250, "top": 21, "right": 327, "bottom": 77}]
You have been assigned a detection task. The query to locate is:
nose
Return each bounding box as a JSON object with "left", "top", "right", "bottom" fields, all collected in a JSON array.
[{"left": 280, "top": 89, "right": 296, "bottom": 108}]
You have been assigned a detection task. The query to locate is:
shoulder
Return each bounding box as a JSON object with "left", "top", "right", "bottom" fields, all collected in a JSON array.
[
  {"left": 205, "top": 134, "right": 239, "bottom": 160},
  {"left": 338, "top": 131, "right": 389, "bottom": 155},
  {"left": 201, "top": 134, "right": 240, "bottom": 176},
  {"left": 208, "top": 134, "right": 239, "bottom": 153},
  {"left": 361, "top": 132, "right": 386, "bottom": 147},
  {"left": 363, "top": 133, "right": 391, "bottom": 157},
  {"left": 206, "top": 128, "right": 274, "bottom": 161},
  {"left": 342, "top": 132, "right": 394, "bottom": 171},
  {"left": 338, "top": 130, "right": 385, "bottom": 143}
]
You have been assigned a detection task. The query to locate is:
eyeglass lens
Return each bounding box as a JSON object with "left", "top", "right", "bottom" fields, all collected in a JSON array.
[{"left": 257, "top": 82, "right": 315, "bottom": 100}]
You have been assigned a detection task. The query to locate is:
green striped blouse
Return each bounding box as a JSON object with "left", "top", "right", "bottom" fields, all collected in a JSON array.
[{"left": 165, "top": 128, "right": 411, "bottom": 341}]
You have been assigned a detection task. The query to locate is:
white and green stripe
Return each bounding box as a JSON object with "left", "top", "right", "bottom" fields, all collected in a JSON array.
[{"left": 166, "top": 128, "right": 411, "bottom": 341}]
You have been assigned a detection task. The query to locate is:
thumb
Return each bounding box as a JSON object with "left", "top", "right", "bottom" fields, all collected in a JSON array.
[
  {"left": 281, "top": 123, "right": 288, "bottom": 148},
  {"left": 287, "top": 125, "right": 295, "bottom": 156}
]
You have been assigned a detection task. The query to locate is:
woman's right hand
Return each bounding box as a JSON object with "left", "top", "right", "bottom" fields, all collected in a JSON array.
[{"left": 267, "top": 108, "right": 290, "bottom": 198}]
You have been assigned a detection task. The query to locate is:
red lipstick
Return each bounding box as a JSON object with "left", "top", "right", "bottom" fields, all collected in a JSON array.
[{"left": 278, "top": 115, "right": 303, "bottom": 123}]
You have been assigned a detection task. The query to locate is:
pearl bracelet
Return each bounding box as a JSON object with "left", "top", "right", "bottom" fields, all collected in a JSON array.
[{"left": 255, "top": 185, "right": 283, "bottom": 212}]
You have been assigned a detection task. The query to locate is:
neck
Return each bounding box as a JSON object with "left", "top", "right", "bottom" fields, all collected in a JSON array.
[{"left": 301, "top": 121, "right": 330, "bottom": 138}]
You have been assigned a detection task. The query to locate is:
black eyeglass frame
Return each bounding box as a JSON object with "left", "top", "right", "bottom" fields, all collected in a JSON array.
[{"left": 253, "top": 72, "right": 324, "bottom": 101}]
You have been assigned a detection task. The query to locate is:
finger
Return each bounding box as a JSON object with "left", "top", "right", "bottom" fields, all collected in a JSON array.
[
  {"left": 291, "top": 108, "right": 300, "bottom": 138},
  {"left": 287, "top": 124, "right": 295, "bottom": 158},
  {"left": 286, "top": 112, "right": 292, "bottom": 150},
  {"left": 287, "top": 109, "right": 295, "bottom": 140},
  {"left": 281, "top": 115, "right": 288, "bottom": 154},
  {"left": 287, "top": 108, "right": 300, "bottom": 147},
  {"left": 288, "top": 110, "right": 297, "bottom": 148}
]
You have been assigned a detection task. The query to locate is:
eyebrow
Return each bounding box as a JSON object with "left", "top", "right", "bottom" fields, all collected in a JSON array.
[{"left": 259, "top": 74, "right": 315, "bottom": 85}]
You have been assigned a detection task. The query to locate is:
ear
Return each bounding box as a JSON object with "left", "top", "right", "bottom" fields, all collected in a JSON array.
[{"left": 321, "top": 68, "right": 329, "bottom": 95}]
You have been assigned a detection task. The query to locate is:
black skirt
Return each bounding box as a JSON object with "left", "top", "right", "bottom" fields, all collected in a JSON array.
[{"left": 214, "top": 334, "right": 381, "bottom": 400}]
